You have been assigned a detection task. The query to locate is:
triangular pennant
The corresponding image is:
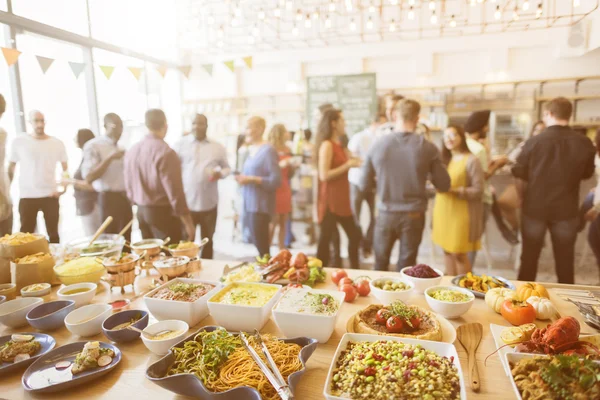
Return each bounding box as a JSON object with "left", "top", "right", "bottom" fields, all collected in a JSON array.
[
  {"left": 1, "top": 47, "right": 21, "bottom": 66},
  {"left": 224, "top": 60, "right": 235, "bottom": 72},
  {"left": 128, "top": 66, "right": 143, "bottom": 81},
  {"left": 68, "top": 61, "right": 85, "bottom": 79},
  {"left": 201, "top": 64, "right": 213, "bottom": 76},
  {"left": 36, "top": 56, "right": 55, "bottom": 74},
  {"left": 156, "top": 65, "right": 168, "bottom": 78},
  {"left": 242, "top": 56, "right": 253, "bottom": 69},
  {"left": 99, "top": 65, "right": 115, "bottom": 80},
  {"left": 178, "top": 65, "right": 192, "bottom": 79}
]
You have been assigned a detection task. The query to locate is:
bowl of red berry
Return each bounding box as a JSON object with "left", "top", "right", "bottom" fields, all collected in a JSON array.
[{"left": 400, "top": 264, "right": 444, "bottom": 293}]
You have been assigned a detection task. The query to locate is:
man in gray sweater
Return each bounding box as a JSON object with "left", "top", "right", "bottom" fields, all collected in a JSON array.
[{"left": 360, "top": 99, "right": 451, "bottom": 271}]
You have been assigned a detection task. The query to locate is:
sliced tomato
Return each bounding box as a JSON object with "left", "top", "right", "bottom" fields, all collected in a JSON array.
[
  {"left": 331, "top": 269, "right": 348, "bottom": 285},
  {"left": 376, "top": 308, "right": 391, "bottom": 325},
  {"left": 386, "top": 316, "right": 404, "bottom": 333}
]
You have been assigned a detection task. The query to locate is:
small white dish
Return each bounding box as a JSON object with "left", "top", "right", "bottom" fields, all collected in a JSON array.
[
  {"left": 424, "top": 286, "right": 475, "bottom": 319},
  {"left": 0, "top": 297, "right": 44, "bottom": 328},
  {"left": 21, "top": 283, "right": 51, "bottom": 298},
  {"left": 273, "top": 288, "right": 345, "bottom": 343},
  {"left": 400, "top": 266, "right": 444, "bottom": 293},
  {"left": 65, "top": 303, "right": 112, "bottom": 337},
  {"left": 141, "top": 320, "right": 189, "bottom": 355},
  {"left": 57, "top": 282, "right": 97, "bottom": 308},
  {"left": 369, "top": 277, "right": 414, "bottom": 305}
]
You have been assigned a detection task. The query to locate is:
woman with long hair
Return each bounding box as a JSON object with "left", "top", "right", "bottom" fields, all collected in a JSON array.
[
  {"left": 72, "top": 129, "right": 100, "bottom": 235},
  {"left": 268, "top": 123, "right": 294, "bottom": 250},
  {"left": 315, "top": 109, "right": 361, "bottom": 269},
  {"left": 432, "top": 125, "right": 484, "bottom": 275}
]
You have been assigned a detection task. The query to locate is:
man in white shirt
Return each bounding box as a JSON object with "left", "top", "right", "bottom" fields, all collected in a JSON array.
[
  {"left": 174, "top": 114, "right": 230, "bottom": 259},
  {"left": 0, "top": 94, "right": 12, "bottom": 236},
  {"left": 82, "top": 113, "right": 132, "bottom": 241},
  {"left": 8, "top": 110, "right": 68, "bottom": 243},
  {"left": 378, "top": 94, "right": 404, "bottom": 136},
  {"left": 348, "top": 113, "right": 387, "bottom": 257}
]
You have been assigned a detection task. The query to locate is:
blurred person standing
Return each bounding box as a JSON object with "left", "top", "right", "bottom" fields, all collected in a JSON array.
[
  {"left": 124, "top": 109, "right": 194, "bottom": 242},
  {"left": 267, "top": 124, "right": 294, "bottom": 251},
  {"left": 174, "top": 114, "right": 230, "bottom": 259},
  {"left": 432, "top": 125, "right": 484, "bottom": 275},
  {"left": 8, "top": 110, "right": 68, "bottom": 243},
  {"left": 348, "top": 113, "right": 387, "bottom": 258},
  {"left": 379, "top": 94, "right": 404, "bottom": 135},
  {"left": 72, "top": 129, "right": 99, "bottom": 236},
  {"left": 236, "top": 116, "right": 281, "bottom": 257},
  {"left": 0, "top": 94, "right": 12, "bottom": 236},
  {"left": 82, "top": 113, "right": 132, "bottom": 241},
  {"left": 582, "top": 129, "right": 600, "bottom": 283},
  {"left": 512, "top": 97, "right": 596, "bottom": 284},
  {"left": 315, "top": 109, "right": 361, "bottom": 269},
  {"left": 362, "top": 100, "right": 450, "bottom": 271}
]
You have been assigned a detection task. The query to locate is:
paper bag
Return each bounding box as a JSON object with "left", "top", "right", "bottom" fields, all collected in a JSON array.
[
  {"left": 0, "top": 234, "right": 50, "bottom": 260},
  {"left": 0, "top": 257, "right": 9, "bottom": 284},
  {"left": 11, "top": 255, "right": 56, "bottom": 291}
]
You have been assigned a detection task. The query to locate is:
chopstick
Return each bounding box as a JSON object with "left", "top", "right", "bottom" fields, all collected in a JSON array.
[{"left": 239, "top": 332, "right": 294, "bottom": 400}]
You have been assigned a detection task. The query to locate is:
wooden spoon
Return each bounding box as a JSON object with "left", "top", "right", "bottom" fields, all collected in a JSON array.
[
  {"left": 88, "top": 216, "right": 113, "bottom": 246},
  {"left": 456, "top": 322, "right": 483, "bottom": 392}
]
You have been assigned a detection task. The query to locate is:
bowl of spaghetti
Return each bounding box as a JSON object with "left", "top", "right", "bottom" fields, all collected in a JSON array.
[{"left": 145, "top": 325, "right": 318, "bottom": 400}]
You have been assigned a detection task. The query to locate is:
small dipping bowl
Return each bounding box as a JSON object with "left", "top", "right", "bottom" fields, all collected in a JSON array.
[
  {"left": 65, "top": 303, "right": 112, "bottom": 337},
  {"left": 21, "top": 283, "right": 51, "bottom": 298},
  {"left": 0, "top": 283, "right": 17, "bottom": 301},
  {"left": 102, "top": 309, "right": 149, "bottom": 343},
  {"left": 108, "top": 299, "right": 131, "bottom": 312},
  {"left": 141, "top": 320, "right": 189, "bottom": 355},
  {"left": 26, "top": 300, "right": 75, "bottom": 331},
  {"left": 0, "top": 295, "right": 6, "bottom": 305},
  {"left": 57, "top": 282, "right": 97, "bottom": 308}
]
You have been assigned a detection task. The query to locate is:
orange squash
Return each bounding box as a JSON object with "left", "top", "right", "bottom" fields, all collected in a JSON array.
[{"left": 517, "top": 282, "right": 549, "bottom": 300}]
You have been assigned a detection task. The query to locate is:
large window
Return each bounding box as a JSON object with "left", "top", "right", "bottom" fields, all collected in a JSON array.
[{"left": 12, "top": 0, "right": 89, "bottom": 35}]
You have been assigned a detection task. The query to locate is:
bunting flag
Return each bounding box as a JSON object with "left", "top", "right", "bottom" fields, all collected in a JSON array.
[
  {"left": 68, "top": 61, "right": 85, "bottom": 79},
  {"left": 224, "top": 60, "right": 235, "bottom": 72},
  {"left": 35, "top": 56, "right": 55, "bottom": 74},
  {"left": 156, "top": 65, "right": 168, "bottom": 78},
  {"left": 99, "top": 65, "right": 115, "bottom": 80},
  {"left": 128, "top": 66, "right": 143, "bottom": 81},
  {"left": 242, "top": 56, "right": 253, "bottom": 69},
  {"left": 201, "top": 64, "right": 213, "bottom": 76},
  {"left": 178, "top": 65, "right": 192, "bottom": 79},
  {"left": 1, "top": 47, "right": 21, "bottom": 66}
]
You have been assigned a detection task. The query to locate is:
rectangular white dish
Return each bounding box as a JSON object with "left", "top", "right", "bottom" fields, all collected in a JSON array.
[
  {"left": 489, "top": 323, "right": 516, "bottom": 376},
  {"left": 272, "top": 288, "right": 345, "bottom": 343},
  {"left": 207, "top": 282, "right": 281, "bottom": 332},
  {"left": 323, "top": 332, "right": 466, "bottom": 400},
  {"left": 143, "top": 278, "right": 220, "bottom": 327}
]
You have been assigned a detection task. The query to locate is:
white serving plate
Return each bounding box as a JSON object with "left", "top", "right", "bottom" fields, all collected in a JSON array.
[
  {"left": 207, "top": 282, "right": 282, "bottom": 332},
  {"left": 272, "top": 288, "right": 345, "bottom": 343},
  {"left": 144, "top": 278, "right": 220, "bottom": 327},
  {"left": 323, "top": 333, "right": 466, "bottom": 400},
  {"left": 504, "top": 352, "right": 600, "bottom": 400}
]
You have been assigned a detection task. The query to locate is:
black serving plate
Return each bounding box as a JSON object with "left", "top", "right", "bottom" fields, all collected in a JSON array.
[
  {"left": 451, "top": 274, "right": 516, "bottom": 298},
  {"left": 0, "top": 333, "right": 56, "bottom": 376},
  {"left": 146, "top": 325, "right": 318, "bottom": 399},
  {"left": 22, "top": 341, "right": 121, "bottom": 393}
]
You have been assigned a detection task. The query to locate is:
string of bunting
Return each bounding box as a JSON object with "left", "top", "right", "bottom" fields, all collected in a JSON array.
[{"left": 0, "top": 47, "right": 254, "bottom": 79}]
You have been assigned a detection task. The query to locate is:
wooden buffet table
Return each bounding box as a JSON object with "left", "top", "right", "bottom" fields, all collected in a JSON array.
[{"left": 1, "top": 261, "right": 597, "bottom": 399}]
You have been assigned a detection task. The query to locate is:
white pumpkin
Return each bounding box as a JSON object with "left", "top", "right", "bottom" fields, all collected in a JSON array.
[
  {"left": 485, "top": 288, "right": 516, "bottom": 314},
  {"left": 526, "top": 296, "right": 557, "bottom": 320}
]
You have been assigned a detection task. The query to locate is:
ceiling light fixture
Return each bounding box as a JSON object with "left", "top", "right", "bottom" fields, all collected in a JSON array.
[
  {"left": 573, "top": 0, "right": 581, "bottom": 6},
  {"left": 286, "top": 0, "right": 293, "bottom": 10},
  {"left": 346, "top": 0, "right": 353, "bottom": 12},
  {"left": 408, "top": 0, "right": 415, "bottom": 5},
  {"left": 274, "top": 7, "right": 281, "bottom": 17},
  {"left": 389, "top": 19, "right": 397, "bottom": 32},
  {"left": 207, "top": 15, "right": 215, "bottom": 25},
  {"left": 329, "top": 0, "right": 336, "bottom": 12},
  {"left": 430, "top": 11, "right": 437, "bottom": 24},
  {"left": 252, "top": 24, "right": 260, "bottom": 37},
  {"left": 494, "top": 5, "right": 501, "bottom": 19},
  {"left": 369, "top": 4, "right": 376, "bottom": 13},
  {"left": 231, "top": 16, "right": 238, "bottom": 27},
  {"left": 325, "top": 15, "right": 332, "bottom": 28},
  {"left": 536, "top": 3, "right": 543, "bottom": 18},
  {"left": 408, "top": 6, "right": 415, "bottom": 20},
  {"left": 217, "top": 25, "right": 224, "bottom": 37},
  {"left": 470, "top": 0, "right": 476, "bottom": 6},
  {"left": 292, "top": 23, "right": 299, "bottom": 36},
  {"left": 429, "top": 1, "right": 435, "bottom": 11},
  {"left": 350, "top": 18, "right": 357, "bottom": 31},
  {"left": 513, "top": 6, "right": 519, "bottom": 20},
  {"left": 449, "top": 14, "right": 456, "bottom": 27},
  {"left": 313, "top": 11, "right": 320, "bottom": 19},
  {"left": 296, "top": 9, "right": 302, "bottom": 21},
  {"left": 390, "top": 0, "right": 398, "bottom": 5},
  {"left": 367, "top": 16, "right": 374, "bottom": 29},
  {"left": 522, "top": 1, "right": 530, "bottom": 11},
  {"left": 258, "top": 8, "right": 265, "bottom": 20},
  {"left": 305, "top": 14, "right": 312, "bottom": 28},
  {"left": 234, "top": 4, "right": 242, "bottom": 17}
]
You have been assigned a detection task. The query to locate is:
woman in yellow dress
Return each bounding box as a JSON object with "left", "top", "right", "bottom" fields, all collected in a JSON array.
[{"left": 432, "top": 125, "right": 484, "bottom": 275}]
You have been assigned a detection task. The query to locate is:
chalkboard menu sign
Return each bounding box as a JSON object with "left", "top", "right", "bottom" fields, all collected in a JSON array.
[{"left": 306, "top": 73, "right": 377, "bottom": 137}]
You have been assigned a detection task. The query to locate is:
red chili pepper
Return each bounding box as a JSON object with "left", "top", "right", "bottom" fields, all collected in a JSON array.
[{"left": 364, "top": 367, "right": 376, "bottom": 376}]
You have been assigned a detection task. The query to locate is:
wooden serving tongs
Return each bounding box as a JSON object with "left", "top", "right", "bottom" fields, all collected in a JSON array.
[{"left": 456, "top": 322, "right": 483, "bottom": 392}]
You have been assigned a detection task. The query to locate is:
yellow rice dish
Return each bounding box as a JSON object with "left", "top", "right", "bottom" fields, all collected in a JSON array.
[{"left": 54, "top": 257, "right": 105, "bottom": 284}]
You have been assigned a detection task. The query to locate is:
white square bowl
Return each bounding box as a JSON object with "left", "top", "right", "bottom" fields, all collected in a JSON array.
[
  {"left": 323, "top": 333, "right": 466, "bottom": 400},
  {"left": 272, "top": 288, "right": 346, "bottom": 343},
  {"left": 207, "top": 282, "right": 282, "bottom": 332},
  {"left": 143, "top": 278, "right": 220, "bottom": 327}
]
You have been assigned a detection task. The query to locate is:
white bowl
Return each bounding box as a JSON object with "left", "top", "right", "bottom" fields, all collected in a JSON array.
[
  {"left": 424, "top": 286, "right": 475, "bottom": 319},
  {"left": 21, "top": 283, "right": 52, "bottom": 297},
  {"left": 57, "top": 282, "right": 97, "bottom": 308},
  {"left": 272, "top": 288, "right": 345, "bottom": 343},
  {"left": 143, "top": 278, "right": 220, "bottom": 327},
  {"left": 207, "top": 282, "right": 282, "bottom": 332},
  {"left": 0, "top": 297, "right": 44, "bottom": 328},
  {"left": 323, "top": 333, "right": 466, "bottom": 400},
  {"left": 400, "top": 266, "right": 444, "bottom": 293},
  {"left": 141, "top": 320, "right": 189, "bottom": 355},
  {"left": 65, "top": 303, "right": 112, "bottom": 337},
  {"left": 369, "top": 277, "right": 414, "bottom": 305}
]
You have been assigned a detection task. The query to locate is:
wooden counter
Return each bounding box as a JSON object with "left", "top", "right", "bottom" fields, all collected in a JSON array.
[{"left": 1, "top": 261, "right": 597, "bottom": 399}]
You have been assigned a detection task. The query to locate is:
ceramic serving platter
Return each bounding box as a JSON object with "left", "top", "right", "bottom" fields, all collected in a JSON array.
[
  {"left": 346, "top": 311, "right": 457, "bottom": 344},
  {"left": 0, "top": 333, "right": 56, "bottom": 376},
  {"left": 22, "top": 341, "right": 121, "bottom": 393},
  {"left": 451, "top": 274, "right": 515, "bottom": 298},
  {"left": 489, "top": 323, "right": 517, "bottom": 376},
  {"left": 146, "top": 325, "right": 318, "bottom": 400}
]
